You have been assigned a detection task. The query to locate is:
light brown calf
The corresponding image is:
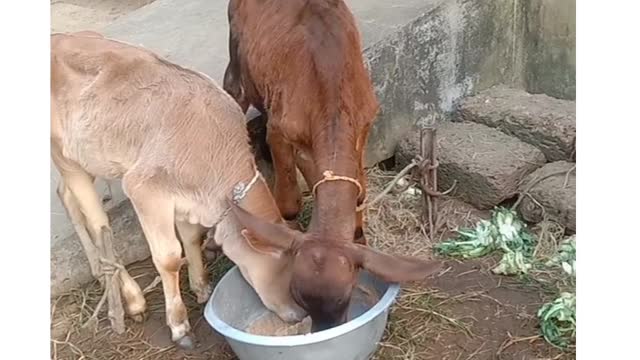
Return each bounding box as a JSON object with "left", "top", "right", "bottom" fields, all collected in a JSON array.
[{"left": 51, "top": 32, "right": 306, "bottom": 348}]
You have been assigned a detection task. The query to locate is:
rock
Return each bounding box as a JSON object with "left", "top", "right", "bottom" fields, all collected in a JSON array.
[
  {"left": 397, "top": 121, "right": 546, "bottom": 209},
  {"left": 516, "top": 161, "right": 576, "bottom": 232},
  {"left": 458, "top": 85, "right": 576, "bottom": 161}
]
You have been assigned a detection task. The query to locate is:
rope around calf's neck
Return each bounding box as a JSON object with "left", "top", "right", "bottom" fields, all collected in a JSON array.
[
  {"left": 312, "top": 160, "right": 426, "bottom": 213},
  {"left": 311, "top": 170, "right": 367, "bottom": 212},
  {"left": 200, "top": 164, "right": 263, "bottom": 251},
  {"left": 218, "top": 164, "right": 262, "bottom": 224}
]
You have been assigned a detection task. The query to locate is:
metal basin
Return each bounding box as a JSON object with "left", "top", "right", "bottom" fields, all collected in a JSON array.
[{"left": 204, "top": 266, "right": 400, "bottom": 360}]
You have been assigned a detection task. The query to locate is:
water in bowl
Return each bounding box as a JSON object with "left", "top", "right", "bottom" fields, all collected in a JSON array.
[{"left": 244, "top": 284, "right": 380, "bottom": 336}]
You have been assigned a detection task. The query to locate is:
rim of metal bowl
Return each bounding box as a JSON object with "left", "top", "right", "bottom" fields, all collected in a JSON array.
[{"left": 204, "top": 265, "right": 401, "bottom": 347}]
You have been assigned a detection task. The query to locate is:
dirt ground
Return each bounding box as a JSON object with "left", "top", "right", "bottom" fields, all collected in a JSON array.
[
  {"left": 50, "top": 253, "right": 572, "bottom": 360},
  {"left": 51, "top": 256, "right": 236, "bottom": 360},
  {"left": 373, "top": 258, "right": 569, "bottom": 360},
  {"left": 50, "top": 188, "right": 574, "bottom": 360}
]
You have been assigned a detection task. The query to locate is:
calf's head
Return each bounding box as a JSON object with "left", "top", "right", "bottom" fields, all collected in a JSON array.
[{"left": 229, "top": 202, "right": 443, "bottom": 332}]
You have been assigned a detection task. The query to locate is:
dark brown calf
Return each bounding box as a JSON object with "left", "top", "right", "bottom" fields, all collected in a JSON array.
[{"left": 224, "top": 0, "right": 442, "bottom": 331}]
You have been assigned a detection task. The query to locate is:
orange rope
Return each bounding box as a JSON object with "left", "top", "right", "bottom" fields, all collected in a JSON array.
[{"left": 312, "top": 170, "right": 366, "bottom": 212}]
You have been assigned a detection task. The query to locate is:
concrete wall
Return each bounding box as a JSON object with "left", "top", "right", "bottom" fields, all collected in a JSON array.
[
  {"left": 364, "top": 0, "right": 527, "bottom": 165},
  {"left": 50, "top": 0, "right": 576, "bottom": 295},
  {"left": 364, "top": 0, "right": 576, "bottom": 164},
  {"left": 524, "top": 0, "right": 576, "bottom": 100}
]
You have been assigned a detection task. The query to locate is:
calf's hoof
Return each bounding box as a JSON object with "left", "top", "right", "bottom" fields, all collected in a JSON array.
[
  {"left": 130, "top": 313, "right": 145, "bottom": 323},
  {"left": 203, "top": 248, "right": 221, "bottom": 261},
  {"left": 176, "top": 334, "right": 196, "bottom": 350},
  {"left": 194, "top": 282, "right": 213, "bottom": 304}
]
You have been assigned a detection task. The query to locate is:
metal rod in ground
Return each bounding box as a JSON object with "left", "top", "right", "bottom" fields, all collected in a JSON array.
[
  {"left": 419, "top": 127, "right": 436, "bottom": 240},
  {"left": 429, "top": 127, "right": 439, "bottom": 233}
]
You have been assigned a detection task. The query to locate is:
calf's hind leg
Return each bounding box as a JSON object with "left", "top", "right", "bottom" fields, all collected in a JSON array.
[
  {"left": 56, "top": 181, "right": 102, "bottom": 281},
  {"left": 55, "top": 168, "right": 147, "bottom": 325}
]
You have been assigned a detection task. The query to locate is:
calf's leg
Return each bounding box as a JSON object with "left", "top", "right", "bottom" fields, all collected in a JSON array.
[
  {"left": 56, "top": 181, "right": 102, "bottom": 281},
  {"left": 124, "top": 180, "right": 194, "bottom": 349},
  {"left": 175, "top": 221, "right": 211, "bottom": 303},
  {"left": 354, "top": 130, "right": 370, "bottom": 245},
  {"left": 267, "top": 128, "right": 302, "bottom": 227},
  {"left": 56, "top": 168, "right": 146, "bottom": 323},
  {"left": 295, "top": 150, "right": 320, "bottom": 194}
]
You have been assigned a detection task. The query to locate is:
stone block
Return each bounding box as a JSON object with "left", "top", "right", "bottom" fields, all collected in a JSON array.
[
  {"left": 458, "top": 85, "right": 576, "bottom": 161},
  {"left": 516, "top": 161, "right": 576, "bottom": 232},
  {"left": 397, "top": 121, "right": 546, "bottom": 208}
]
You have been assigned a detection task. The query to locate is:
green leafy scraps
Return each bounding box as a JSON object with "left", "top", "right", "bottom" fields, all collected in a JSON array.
[
  {"left": 434, "top": 207, "right": 536, "bottom": 274},
  {"left": 433, "top": 207, "right": 577, "bottom": 348},
  {"left": 537, "top": 292, "right": 576, "bottom": 348},
  {"left": 545, "top": 235, "right": 576, "bottom": 277}
]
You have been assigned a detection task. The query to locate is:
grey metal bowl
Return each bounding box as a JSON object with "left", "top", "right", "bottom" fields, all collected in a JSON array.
[{"left": 204, "top": 266, "right": 400, "bottom": 360}]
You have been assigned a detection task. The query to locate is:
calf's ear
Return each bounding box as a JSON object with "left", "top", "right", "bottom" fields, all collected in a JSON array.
[
  {"left": 349, "top": 244, "right": 443, "bottom": 283},
  {"left": 228, "top": 200, "right": 304, "bottom": 257}
]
